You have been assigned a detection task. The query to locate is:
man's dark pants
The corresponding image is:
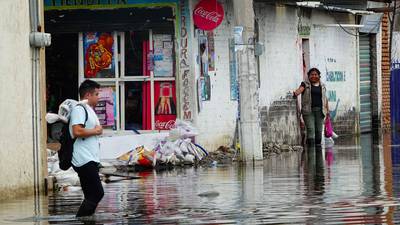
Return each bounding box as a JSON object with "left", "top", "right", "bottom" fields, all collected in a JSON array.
[{"left": 73, "top": 161, "right": 104, "bottom": 217}]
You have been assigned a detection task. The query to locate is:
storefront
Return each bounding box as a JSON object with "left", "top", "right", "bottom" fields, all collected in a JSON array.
[{"left": 44, "top": 0, "right": 192, "bottom": 134}]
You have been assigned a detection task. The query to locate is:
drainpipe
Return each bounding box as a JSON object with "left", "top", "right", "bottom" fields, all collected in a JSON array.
[
  {"left": 29, "top": 0, "right": 50, "bottom": 212},
  {"left": 28, "top": 0, "right": 41, "bottom": 214}
]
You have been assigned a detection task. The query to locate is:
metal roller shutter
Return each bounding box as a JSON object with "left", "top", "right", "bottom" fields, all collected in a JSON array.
[{"left": 359, "top": 35, "right": 372, "bottom": 133}]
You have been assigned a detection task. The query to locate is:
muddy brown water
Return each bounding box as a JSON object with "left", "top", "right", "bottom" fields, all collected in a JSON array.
[{"left": 1, "top": 133, "right": 400, "bottom": 224}]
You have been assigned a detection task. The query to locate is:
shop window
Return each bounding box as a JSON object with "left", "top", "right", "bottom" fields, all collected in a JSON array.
[
  {"left": 124, "top": 31, "right": 149, "bottom": 76},
  {"left": 124, "top": 82, "right": 143, "bottom": 130},
  {"left": 79, "top": 30, "right": 176, "bottom": 131}
]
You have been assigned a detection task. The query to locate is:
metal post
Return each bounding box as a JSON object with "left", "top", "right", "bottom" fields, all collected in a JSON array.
[{"left": 233, "top": 0, "right": 263, "bottom": 162}]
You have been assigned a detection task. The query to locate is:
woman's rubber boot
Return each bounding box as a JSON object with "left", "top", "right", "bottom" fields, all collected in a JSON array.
[{"left": 76, "top": 199, "right": 97, "bottom": 218}]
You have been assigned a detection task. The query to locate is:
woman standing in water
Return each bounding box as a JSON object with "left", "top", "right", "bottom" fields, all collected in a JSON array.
[{"left": 293, "top": 68, "right": 329, "bottom": 147}]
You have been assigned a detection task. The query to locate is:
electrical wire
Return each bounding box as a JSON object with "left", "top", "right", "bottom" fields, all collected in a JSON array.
[{"left": 321, "top": 0, "right": 382, "bottom": 37}]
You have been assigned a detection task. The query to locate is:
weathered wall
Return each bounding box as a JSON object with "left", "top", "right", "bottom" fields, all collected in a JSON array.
[
  {"left": 381, "top": 13, "right": 391, "bottom": 131},
  {"left": 255, "top": 4, "right": 303, "bottom": 145},
  {"left": 0, "top": 0, "right": 35, "bottom": 200},
  {"left": 191, "top": 0, "right": 238, "bottom": 151},
  {"left": 310, "top": 11, "right": 358, "bottom": 135},
  {"left": 255, "top": 3, "right": 359, "bottom": 144}
]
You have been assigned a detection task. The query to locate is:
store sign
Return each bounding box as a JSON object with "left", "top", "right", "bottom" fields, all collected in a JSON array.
[
  {"left": 180, "top": 0, "right": 193, "bottom": 121},
  {"left": 45, "top": 0, "right": 126, "bottom": 7},
  {"left": 44, "top": 0, "right": 178, "bottom": 9},
  {"left": 193, "top": 0, "right": 224, "bottom": 31}
]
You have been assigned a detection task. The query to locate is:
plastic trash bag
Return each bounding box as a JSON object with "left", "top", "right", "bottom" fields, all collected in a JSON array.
[
  {"left": 324, "top": 116, "right": 333, "bottom": 138},
  {"left": 117, "top": 146, "right": 156, "bottom": 167},
  {"left": 325, "top": 137, "right": 335, "bottom": 148},
  {"left": 58, "top": 99, "right": 78, "bottom": 123},
  {"left": 168, "top": 119, "right": 199, "bottom": 140},
  {"left": 46, "top": 113, "right": 61, "bottom": 124}
]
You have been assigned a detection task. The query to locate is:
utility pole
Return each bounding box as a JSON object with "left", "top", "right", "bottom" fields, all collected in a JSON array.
[{"left": 233, "top": 0, "right": 263, "bottom": 162}]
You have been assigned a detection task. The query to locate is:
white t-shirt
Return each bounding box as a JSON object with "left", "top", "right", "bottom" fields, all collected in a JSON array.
[{"left": 69, "top": 104, "right": 100, "bottom": 167}]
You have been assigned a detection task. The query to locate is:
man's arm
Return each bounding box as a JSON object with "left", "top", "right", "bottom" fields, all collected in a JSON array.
[{"left": 72, "top": 124, "right": 103, "bottom": 138}]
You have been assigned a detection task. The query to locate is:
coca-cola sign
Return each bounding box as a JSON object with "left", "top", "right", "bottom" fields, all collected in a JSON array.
[
  {"left": 155, "top": 119, "right": 176, "bottom": 130},
  {"left": 193, "top": 0, "right": 224, "bottom": 31}
]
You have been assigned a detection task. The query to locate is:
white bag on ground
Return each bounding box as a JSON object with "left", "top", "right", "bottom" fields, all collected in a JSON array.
[{"left": 168, "top": 119, "right": 199, "bottom": 140}]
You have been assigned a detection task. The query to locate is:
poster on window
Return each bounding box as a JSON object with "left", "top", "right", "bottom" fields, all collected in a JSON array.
[
  {"left": 95, "top": 87, "right": 115, "bottom": 127},
  {"left": 154, "top": 81, "right": 177, "bottom": 130},
  {"left": 153, "top": 34, "right": 174, "bottom": 77},
  {"left": 84, "top": 32, "right": 115, "bottom": 78}
]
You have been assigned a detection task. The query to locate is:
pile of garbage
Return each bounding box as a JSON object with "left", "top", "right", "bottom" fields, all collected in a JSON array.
[
  {"left": 47, "top": 149, "right": 81, "bottom": 192},
  {"left": 116, "top": 120, "right": 209, "bottom": 167}
]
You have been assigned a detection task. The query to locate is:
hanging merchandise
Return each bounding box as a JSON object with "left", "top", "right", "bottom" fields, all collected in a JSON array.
[
  {"left": 201, "top": 76, "right": 211, "bottom": 101},
  {"left": 193, "top": 0, "right": 224, "bottom": 31},
  {"left": 207, "top": 31, "right": 215, "bottom": 71}
]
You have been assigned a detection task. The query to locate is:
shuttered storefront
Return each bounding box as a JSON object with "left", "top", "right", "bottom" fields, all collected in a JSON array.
[{"left": 359, "top": 35, "right": 372, "bottom": 133}]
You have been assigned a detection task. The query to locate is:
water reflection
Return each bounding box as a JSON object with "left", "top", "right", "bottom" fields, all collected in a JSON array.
[{"left": 1, "top": 133, "right": 400, "bottom": 224}]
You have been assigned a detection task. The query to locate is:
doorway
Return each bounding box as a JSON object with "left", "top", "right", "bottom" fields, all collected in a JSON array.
[{"left": 46, "top": 33, "right": 79, "bottom": 113}]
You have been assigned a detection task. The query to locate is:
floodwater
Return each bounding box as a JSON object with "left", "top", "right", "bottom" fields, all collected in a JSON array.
[{"left": 1, "top": 133, "right": 400, "bottom": 224}]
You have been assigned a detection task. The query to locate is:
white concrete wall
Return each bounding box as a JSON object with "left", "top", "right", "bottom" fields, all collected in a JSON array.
[
  {"left": 191, "top": 0, "right": 238, "bottom": 151},
  {"left": 190, "top": 3, "right": 363, "bottom": 148},
  {"left": 0, "top": 0, "right": 35, "bottom": 200},
  {"left": 256, "top": 4, "right": 303, "bottom": 108},
  {"left": 310, "top": 12, "right": 358, "bottom": 124},
  {"left": 393, "top": 32, "right": 400, "bottom": 62},
  {"left": 376, "top": 24, "right": 383, "bottom": 125},
  {"left": 255, "top": 4, "right": 360, "bottom": 142}
]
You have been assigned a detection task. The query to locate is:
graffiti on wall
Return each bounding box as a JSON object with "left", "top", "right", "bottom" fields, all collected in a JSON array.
[
  {"left": 324, "top": 57, "right": 345, "bottom": 121},
  {"left": 180, "top": 0, "right": 193, "bottom": 121}
]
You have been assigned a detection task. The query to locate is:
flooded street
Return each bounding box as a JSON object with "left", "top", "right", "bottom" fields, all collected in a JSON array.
[{"left": 1, "top": 133, "right": 400, "bottom": 224}]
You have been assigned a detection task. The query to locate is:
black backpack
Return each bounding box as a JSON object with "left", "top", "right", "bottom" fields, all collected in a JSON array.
[{"left": 58, "top": 104, "right": 88, "bottom": 170}]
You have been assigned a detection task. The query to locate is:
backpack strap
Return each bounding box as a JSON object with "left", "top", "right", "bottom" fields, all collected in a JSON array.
[
  {"left": 76, "top": 104, "right": 88, "bottom": 128},
  {"left": 76, "top": 104, "right": 89, "bottom": 141}
]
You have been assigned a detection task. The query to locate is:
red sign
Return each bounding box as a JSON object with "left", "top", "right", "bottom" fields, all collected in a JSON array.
[
  {"left": 193, "top": 0, "right": 224, "bottom": 31},
  {"left": 154, "top": 81, "right": 177, "bottom": 130}
]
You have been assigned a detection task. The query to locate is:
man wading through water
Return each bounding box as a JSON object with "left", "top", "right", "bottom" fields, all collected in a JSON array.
[
  {"left": 70, "top": 80, "right": 104, "bottom": 217},
  {"left": 293, "top": 68, "right": 329, "bottom": 147}
]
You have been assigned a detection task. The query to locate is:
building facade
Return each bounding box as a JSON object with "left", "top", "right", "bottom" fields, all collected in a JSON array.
[{"left": 0, "top": 0, "right": 47, "bottom": 201}]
